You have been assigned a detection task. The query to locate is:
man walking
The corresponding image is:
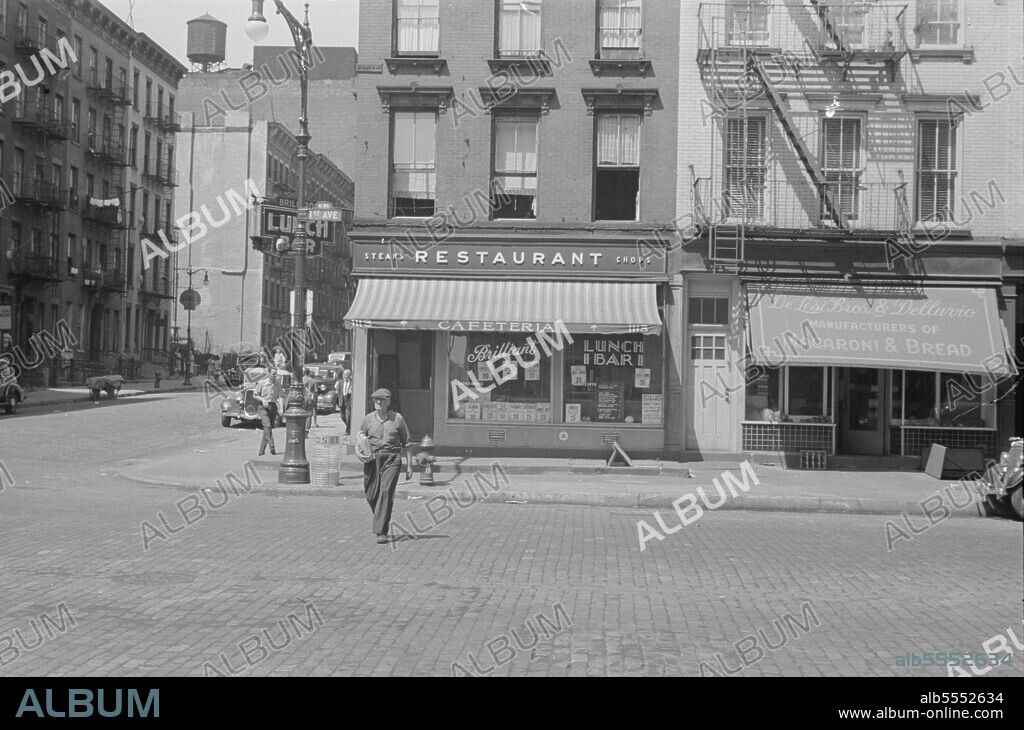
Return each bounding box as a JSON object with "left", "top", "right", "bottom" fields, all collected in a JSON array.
[
  {"left": 255, "top": 374, "right": 278, "bottom": 456},
  {"left": 358, "top": 389, "right": 412, "bottom": 543},
  {"left": 337, "top": 369, "right": 353, "bottom": 434}
]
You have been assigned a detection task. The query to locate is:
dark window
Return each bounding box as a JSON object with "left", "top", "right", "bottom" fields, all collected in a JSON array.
[{"left": 595, "top": 113, "right": 640, "bottom": 221}]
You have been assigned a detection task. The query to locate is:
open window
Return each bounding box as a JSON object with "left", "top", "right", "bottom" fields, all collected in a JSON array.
[
  {"left": 594, "top": 113, "right": 640, "bottom": 221},
  {"left": 492, "top": 116, "right": 538, "bottom": 219}
]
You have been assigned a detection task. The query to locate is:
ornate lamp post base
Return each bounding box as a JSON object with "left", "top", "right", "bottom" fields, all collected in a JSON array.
[{"left": 278, "top": 383, "right": 310, "bottom": 484}]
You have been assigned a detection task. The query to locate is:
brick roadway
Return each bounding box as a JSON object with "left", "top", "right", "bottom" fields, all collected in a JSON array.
[{"left": 0, "top": 393, "right": 1021, "bottom": 677}]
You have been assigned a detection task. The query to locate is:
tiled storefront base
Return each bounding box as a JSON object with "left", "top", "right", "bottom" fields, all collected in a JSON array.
[
  {"left": 741, "top": 422, "right": 836, "bottom": 454},
  {"left": 892, "top": 426, "right": 1000, "bottom": 458}
]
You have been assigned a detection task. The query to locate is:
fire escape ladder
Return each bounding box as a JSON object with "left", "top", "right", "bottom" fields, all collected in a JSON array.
[
  {"left": 894, "top": 169, "right": 913, "bottom": 248},
  {"left": 745, "top": 56, "right": 846, "bottom": 229},
  {"left": 710, "top": 223, "right": 744, "bottom": 270}
]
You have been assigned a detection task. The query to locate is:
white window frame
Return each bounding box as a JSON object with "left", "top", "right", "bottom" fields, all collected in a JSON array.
[
  {"left": 915, "top": 115, "right": 959, "bottom": 224},
  {"left": 492, "top": 116, "right": 539, "bottom": 219},
  {"left": 727, "top": 0, "right": 770, "bottom": 47},
  {"left": 498, "top": 0, "right": 542, "bottom": 57},
  {"left": 820, "top": 115, "right": 865, "bottom": 226},
  {"left": 723, "top": 114, "right": 769, "bottom": 223},
  {"left": 598, "top": 0, "right": 642, "bottom": 54},
  {"left": 395, "top": 0, "right": 440, "bottom": 56},
  {"left": 914, "top": 0, "right": 964, "bottom": 49},
  {"left": 390, "top": 110, "right": 437, "bottom": 218}
]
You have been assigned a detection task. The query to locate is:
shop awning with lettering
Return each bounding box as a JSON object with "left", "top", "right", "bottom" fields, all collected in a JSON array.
[
  {"left": 745, "top": 285, "right": 1009, "bottom": 373},
  {"left": 345, "top": 278, "right": 662, "bottom": 335}
]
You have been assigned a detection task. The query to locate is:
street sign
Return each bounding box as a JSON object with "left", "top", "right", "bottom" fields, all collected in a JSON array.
[
  {"left": 262, "top": 205, "right": 334, "bottom": 242},
  {"left": 304, "top": 207, "right": 344, "bottom": 222}
]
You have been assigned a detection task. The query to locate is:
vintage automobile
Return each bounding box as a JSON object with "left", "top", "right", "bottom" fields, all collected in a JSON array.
[
  {"left": 0, "top": 359, "right": 25, "bottom": 414},
  {"left": 220, "top": 367, "right": 289, "bottom": 428},
  {"left": 309, "top": 373, "right": 340, "bottom": 414},
  {"left": 982, "top": 437, "right": 1023, "bottom": 520}
]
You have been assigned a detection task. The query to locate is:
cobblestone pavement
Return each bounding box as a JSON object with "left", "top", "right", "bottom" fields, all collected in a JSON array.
[{"left": 0, "top": 393, "right": 1021, "bottom": 676}]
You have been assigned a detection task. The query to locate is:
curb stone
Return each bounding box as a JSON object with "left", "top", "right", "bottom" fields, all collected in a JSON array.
[{"left": 113, "top": 468, "right": 1006, "bottom": 518}]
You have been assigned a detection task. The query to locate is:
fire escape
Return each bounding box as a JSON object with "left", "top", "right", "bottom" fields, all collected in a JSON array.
[{"left": 695, "top": 1, "right": 913, "bottom": 271}]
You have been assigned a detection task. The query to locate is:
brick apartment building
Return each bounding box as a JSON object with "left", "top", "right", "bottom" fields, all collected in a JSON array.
[
  {"left": 676, "top": 0, "right": 1023, "bottom": 463},
  {"left": 346, "top": 0, "right": 682, "bottom": 456},
  {"left": 0, "top": 0, "right": 184, "bottom": 384}
]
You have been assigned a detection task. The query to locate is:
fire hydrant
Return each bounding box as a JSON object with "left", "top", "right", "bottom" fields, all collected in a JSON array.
[
  {"left": 154, "top": 371, "right": 162, "bottom": 389},
  {"left": 415, "top": 435, "right": 438, "bottom": 487}
]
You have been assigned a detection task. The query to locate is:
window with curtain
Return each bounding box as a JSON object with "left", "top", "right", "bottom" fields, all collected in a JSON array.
[
  {"left": 916, "top": 118, "right": 957, "bottom": 222},
  {"left": 915, "top": 0, "right": 961, "bottom": 46},
  {"left": 492, "top": 117, "right": 537, "bottom": 219},
  {"left": 724, "top": 115, "right": 766, "bottom": 220},
  {"left": 498, "top": 0, "right": 542, "bottom": 56},
  {"left": 395, "top": 0, "right": 439, "bottom": 55},
  {"left": 821, "top": 117, "right": 862, "bottom": 224},
  {"left": 599, "top": 0, "right": 641, "bottom": 55},
  {"left": 390, "top": 111, "right": 436, "bottom": 217},
  {"left": 595, "top": 113, "right": 640, "bottom": 220}
]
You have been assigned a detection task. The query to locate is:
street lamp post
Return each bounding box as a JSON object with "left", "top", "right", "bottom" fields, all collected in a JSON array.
[
  {"left": 245, "top": 0, "right": 313, "bottom": 484},
  {"left": 177, "top": 267, "right": 209, "bottom": 386}
]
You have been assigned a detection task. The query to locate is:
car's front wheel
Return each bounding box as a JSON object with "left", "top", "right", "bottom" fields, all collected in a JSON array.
[
  {"left": 221, "top": 415, "right": 232, "bottom": 427},
  {"left": 1011, "top": 486, "right": 1023, "bottom": 520},
  {"left": 3, "top": 394, "right": 18, "bottom": 415}
]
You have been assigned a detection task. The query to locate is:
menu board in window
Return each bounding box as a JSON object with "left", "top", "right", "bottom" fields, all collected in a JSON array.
[
  {"left": 642, "top": 394, "right": 663, "bottom": 424},
  {"left": 596, "top": 382, "right": 624, "bottom": 422}
]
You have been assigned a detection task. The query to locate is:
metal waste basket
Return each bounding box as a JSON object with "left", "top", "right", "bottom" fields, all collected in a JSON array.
[{"left": 310, "top": 433, "right": 341, "bottom": 487}]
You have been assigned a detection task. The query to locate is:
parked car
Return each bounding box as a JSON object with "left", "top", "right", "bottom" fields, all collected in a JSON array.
[
  {"left": 983, "top": 437, "right": 1023, "bottom": 520},
  {"left": 220, "top": 367, "right": 288, "bottom": 428},
  {"left": 0, "top": 360, "right": 25, "bottom": 414}
]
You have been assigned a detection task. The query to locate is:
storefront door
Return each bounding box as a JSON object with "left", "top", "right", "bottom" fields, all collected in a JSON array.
[
  {"left": 838, "top": 367, "right": 885, "bottom": 455},
  {"left": 685, "top": 294, "right": 734, "bottom": 452},
  {"left": 370, "top": 330, "right": 433, "bottom": 440}
]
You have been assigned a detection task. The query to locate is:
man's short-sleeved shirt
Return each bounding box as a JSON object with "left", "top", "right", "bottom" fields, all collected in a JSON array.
[{"left": 359, "top": 411, "right": 410, "bottom": 454}]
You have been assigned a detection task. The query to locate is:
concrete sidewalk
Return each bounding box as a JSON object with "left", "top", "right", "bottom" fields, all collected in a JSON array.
[
  {"left": 18, "top": 375, "right": 201, "bottom": 409},
  {"left": 115, "top": 426, "right": 1011, "bottom": 519}
]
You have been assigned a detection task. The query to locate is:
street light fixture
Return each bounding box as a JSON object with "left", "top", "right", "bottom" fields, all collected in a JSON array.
[
  {"left": 245, "top": 0, "right": 271, "bottom": 42},
  {"left": 177, "top": 267, "right": 209, "bottom": 387},
  {"left": 244, "top": 0, "right": 315, "bottom": 485}
]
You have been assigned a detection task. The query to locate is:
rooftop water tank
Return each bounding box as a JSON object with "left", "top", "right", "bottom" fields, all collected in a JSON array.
[{"left": 186, "top": 14, "right": 227, "bottom": 69}]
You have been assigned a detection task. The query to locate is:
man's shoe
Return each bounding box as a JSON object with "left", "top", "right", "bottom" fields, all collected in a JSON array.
[
  {"left": 270, "top": 449, "right": 277, "bottom": 455},
  {"left": 376, "top": 535, "right": 388, "bottom": 544}
]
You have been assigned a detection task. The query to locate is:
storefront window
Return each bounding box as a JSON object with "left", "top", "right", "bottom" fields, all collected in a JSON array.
[
  {"left": 563, "top": 334, "right": 663, "bottom": 424},
  {"left": 940, "top": 372, "right": 987, "bottom": 427},
  {"left": 891, "top": 370, "right": 993, "bottom": 427},
  {"left": 447, "top": 333, "right": 552, "bottom": 422},
  {"left": 745, "top": 366, "right": 781, "bottom": 421},
  {"left": 787, "top": 366, "right": 828, "bottom": 418}
]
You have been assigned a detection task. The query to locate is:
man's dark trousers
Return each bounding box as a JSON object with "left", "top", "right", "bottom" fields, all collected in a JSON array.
[
  {"left": 258, "top": 404, "right": 276, "bottom": 455},
  {"left": 364, "top": 452, "right": 401, "bottom": 536}
]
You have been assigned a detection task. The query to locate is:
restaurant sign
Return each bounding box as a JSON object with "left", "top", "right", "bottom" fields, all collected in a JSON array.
[
  {"left": 746, "top": 286, "right": 1008, "bottom": 373},
  {"left": 352, "top": 241, "right": 666, "bottom": 278}
]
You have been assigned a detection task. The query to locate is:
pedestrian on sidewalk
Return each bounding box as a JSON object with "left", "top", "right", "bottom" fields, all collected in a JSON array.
[
  {"left": 303, "top": 368, "right": 318, "bottom": 433},
  {"left": 337, "top": 369, "right": 353, "bottom": 434},
  {"left": 255, "top": 375, "right": 278, "bottom": 456},
  {"left": 358, "top": 389, "right": 412, "bottom": 544}
]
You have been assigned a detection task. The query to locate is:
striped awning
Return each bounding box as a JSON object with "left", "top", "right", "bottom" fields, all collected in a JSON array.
[{"left": 345, "top": 278, "right": 662, "bottom": 335}]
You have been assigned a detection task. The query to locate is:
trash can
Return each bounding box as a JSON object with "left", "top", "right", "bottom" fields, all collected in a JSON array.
[{"left": 310, "top": 433, "right": 341, "bottom": 488}]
